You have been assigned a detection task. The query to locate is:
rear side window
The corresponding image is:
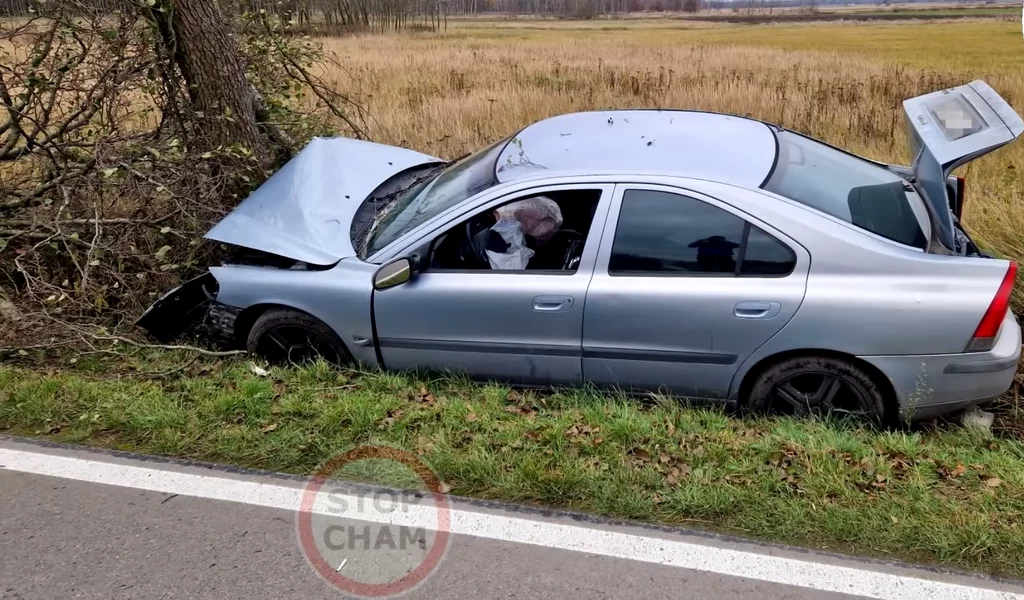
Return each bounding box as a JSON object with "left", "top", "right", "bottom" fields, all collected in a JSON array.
[
  {"left": 764, "top": 131, "right": 928, "bottom": 250},
  {"left": 741, "top": 226, "right": 796, "bottom": 276},
  {"left": 609, "top": 189, "right": 795, "bottom": 277}
]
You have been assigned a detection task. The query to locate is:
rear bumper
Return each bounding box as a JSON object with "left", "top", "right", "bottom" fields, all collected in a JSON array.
[{"left": 859, "top": 312, "right": 1021, "bottom": 421}]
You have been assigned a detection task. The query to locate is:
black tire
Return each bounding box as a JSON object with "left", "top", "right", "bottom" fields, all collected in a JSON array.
[
  {"left": 745, "top": 355, "right": 887, "bottom": 422},
  {"left": 246, "top": 308, "right": 351, "bottom": 366}
]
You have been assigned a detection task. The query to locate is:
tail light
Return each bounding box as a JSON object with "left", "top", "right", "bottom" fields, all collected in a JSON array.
[
  {"left": 955, "top": 176, "right": 966, "bottom": 220},
  {"left": 966, "top": 262, "right": 1017, "bottom": 352}
]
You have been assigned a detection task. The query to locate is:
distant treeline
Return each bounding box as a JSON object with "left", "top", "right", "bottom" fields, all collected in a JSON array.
[{"left": 0, "top": 0, "right": 1005, "bottom": 23}]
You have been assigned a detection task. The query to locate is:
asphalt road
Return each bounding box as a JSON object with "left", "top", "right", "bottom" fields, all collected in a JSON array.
[{"left": 1, "top": 436, "right": 1022, "bottom": 600}]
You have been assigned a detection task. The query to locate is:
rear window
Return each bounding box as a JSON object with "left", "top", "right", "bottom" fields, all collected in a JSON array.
[{"left": 763, "top": 131, "right": 928, "bottom": 250}]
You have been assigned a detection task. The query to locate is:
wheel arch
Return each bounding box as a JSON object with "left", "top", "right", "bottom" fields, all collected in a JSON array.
[
  {"left": 736, "top": 348, "right": 899, "bottom": 415},
  {"left": 235, "top": 303, "right": 357, "bottom": 363},
  {"left": 233, "top": 303, "right": 290, "bottom": 347},
  {"left": 208, "top": 262, "right": 379, "bottom": 366}
]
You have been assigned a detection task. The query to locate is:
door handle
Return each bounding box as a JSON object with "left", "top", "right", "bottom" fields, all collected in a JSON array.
[
  {"left": 533, "top": 295, "right": 574, "bottom": 312},
  {"left": 734, "top": 301, "right": 782, "bottom": 320}
]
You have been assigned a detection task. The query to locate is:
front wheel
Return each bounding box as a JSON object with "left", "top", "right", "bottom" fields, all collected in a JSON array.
[
  {"left": 246, "top": 308, "right": 351, "bottom": 366},
  {"left": 745, "top": 356, "right": 888, "bottom": 422}
]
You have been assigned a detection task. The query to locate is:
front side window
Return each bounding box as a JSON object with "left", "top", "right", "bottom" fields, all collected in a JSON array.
[
  {"left": 763, "top": 131, "right": 928, "bottom": 249},
  {"left": 609, "top": 189, "right": 795, "bottom": 277},
  {"left": 429, "top": 189, "right": 602, "bottom": 273}
]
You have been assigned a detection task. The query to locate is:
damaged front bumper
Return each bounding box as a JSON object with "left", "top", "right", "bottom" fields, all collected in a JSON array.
[{"left": 136, "top": 272, "right": 239, "bottom": 347}]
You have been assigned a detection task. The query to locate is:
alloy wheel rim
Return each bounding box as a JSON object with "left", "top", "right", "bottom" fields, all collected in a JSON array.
[
  {"left": 257, "top": 325, "right": 338, "bottom": 365},
  {"left": 771, "top": 371, "right": 871, "bottom": 418}
]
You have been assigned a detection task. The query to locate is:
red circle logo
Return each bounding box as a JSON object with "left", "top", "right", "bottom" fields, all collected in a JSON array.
[{"left": 297, "top": 446, "right": 451, "bottom": 597}]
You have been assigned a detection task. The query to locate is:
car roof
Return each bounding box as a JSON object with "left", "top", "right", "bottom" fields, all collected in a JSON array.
[{"left": 494, "top": 110, "right": 778, "bottom": 190}]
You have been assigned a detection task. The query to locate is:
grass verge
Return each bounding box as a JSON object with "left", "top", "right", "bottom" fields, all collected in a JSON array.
[{"left": 2, "top": 357, "right": 1024, "bottom": 578}]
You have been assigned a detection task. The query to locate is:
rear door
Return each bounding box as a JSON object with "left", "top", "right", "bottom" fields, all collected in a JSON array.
[
  {"left": 581, "top": 185, "right": 809, "bottom": 399},
  {"left": 904, "top": 80, "right": 1024, "bottom": 251}
]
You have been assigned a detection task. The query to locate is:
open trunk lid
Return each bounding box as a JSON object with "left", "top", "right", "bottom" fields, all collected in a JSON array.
[
  {"left": 204, "top": 137, "right": 440, "bottom": 265},
  {"left": 903, "top": 80, "right": 1024, "bottom": 252}
]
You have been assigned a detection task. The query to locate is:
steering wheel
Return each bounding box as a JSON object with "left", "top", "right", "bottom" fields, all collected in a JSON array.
[
  {"left": 558, "top": 228, "right": 584, "bottom": 242},
  {"left": 462, "top": 218, "right": 493, "bottom": 267}
]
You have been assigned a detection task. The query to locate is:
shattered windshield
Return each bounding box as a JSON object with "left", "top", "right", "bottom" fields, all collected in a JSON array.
[{"left": 362, "top": 137, "right": 510, "bottom": 258}]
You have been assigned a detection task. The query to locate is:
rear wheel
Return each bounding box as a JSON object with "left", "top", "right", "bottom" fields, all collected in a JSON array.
[
  {"left": 246, "top": 308, "right": 351, "bottom": 366},
  {"left": 745, "top": 356, "right": 887, "bottom": 422}
]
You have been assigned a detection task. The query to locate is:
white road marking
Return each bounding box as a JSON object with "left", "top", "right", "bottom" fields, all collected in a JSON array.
[{"left": 1, "top": 446, "right": 1021, "bottom": 600}]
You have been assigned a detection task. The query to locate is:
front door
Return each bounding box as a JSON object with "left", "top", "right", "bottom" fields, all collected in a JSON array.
[
  {"left": 582, "top": 185, "right": 809, "bottom": 399},
  {"left": 372, "top": 184, "right": 613, "bottom": 385}
]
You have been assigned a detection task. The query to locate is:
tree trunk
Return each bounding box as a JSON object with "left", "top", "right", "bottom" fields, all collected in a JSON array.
[{"left": 163, "top": 0, "right": 270, "bottom": 168}]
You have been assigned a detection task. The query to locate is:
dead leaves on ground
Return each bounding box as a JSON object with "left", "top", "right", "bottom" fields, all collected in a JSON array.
[
  {"left": 828, "top": 449, "right": 1006, "bottom": 496},
  {"left": 770, "top": 442, "right": 807, "bottom": 492},
  {"left": 937, "top": 462, "right": 967, "bottom": 480},
  {"left": 378, "top": 407, "right": 406, "bottom": 429},
  {"left": 665, "top": 463, "right": 693, "bottom": 485},
  {"left": 504, "top": 404, "right": 537, "bottom": 419},
  {"left": 628, "top": 445, "right": 694, "bottom": 487},
  {"left": 629, "top": 447, "right": 652, "bottom": 462},
  {"left": 386, "top": 384, "right": 1011, "bottom": 498},
  {"left": 499, "top": 429, "right": 543, "bottom": 455},
  {"left": 410, "top": 385, "right": 436, "bottom": 406},
  {"left": 504, "top": 389, "right": 540, "bottom": 421},
  {"left": 565, "top": 422, "right": 603, "bottom": 446},
  {"left": 936, "top": 461, "right": 1005, "bottom": 494}
]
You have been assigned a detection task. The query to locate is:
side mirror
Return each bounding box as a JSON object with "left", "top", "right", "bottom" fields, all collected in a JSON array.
[{"left": 373, "top": 257, "right": 413, "bottom": 291}]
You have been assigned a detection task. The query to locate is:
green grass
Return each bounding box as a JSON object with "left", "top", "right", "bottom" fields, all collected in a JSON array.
[{"left": 3, "top": 357, "right": 1024, "bottom": 577}]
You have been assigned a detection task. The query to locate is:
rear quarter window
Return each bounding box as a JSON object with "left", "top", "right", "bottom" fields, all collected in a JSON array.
[{"left": 763, "top": 131, "right": 928, "bottom": 250}]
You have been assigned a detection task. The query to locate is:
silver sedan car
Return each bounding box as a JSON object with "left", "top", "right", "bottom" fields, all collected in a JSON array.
[{"left": 141, "top": 80, "right": 1022, "bottom": 423}]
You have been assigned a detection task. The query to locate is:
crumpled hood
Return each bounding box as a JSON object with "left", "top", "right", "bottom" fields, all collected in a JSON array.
[{"left": 205, "top": 137, "right": 440, "bottom": 265}]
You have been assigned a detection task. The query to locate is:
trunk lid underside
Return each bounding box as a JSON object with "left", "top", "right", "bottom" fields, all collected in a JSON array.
[{"left": 903, "top": 80, "right": 1024, "bottom": 252}]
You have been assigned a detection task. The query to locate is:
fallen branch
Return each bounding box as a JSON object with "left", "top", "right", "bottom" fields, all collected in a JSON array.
[
  {"left": 89, "top": 334, "right": 247, "bottom": 357},
  {"left": 138, "top": 354, "right": 202, "bottom": 377},
  {"left": 1, "top": 214, "right": 179, "bottom": 227},
  {"left": 0, "top": 228, "right": 50, "bottom": 240}
]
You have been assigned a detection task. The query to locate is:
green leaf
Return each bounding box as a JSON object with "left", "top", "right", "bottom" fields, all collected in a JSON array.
[
  {"left": 154, "top": 245, "right": 171, "bottom": 261},
  {"left": 159, "top": 226, "right": 171, "bottom": 234}
]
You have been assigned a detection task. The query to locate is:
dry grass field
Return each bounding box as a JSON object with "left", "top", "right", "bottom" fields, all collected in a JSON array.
[{"left": 321, "top": 19, "right": 1024, "bottom": 295}]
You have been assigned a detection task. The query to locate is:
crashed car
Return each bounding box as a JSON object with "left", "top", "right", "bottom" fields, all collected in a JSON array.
[{"left": 140, "top": 80, "right": 1023, "bottom": 422}]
